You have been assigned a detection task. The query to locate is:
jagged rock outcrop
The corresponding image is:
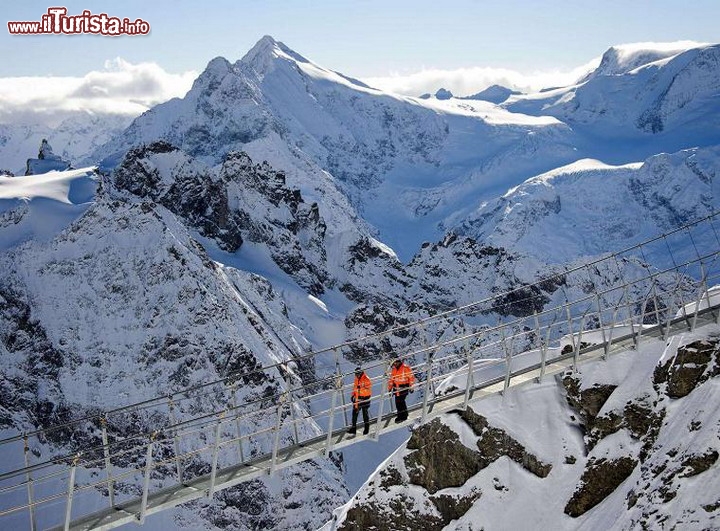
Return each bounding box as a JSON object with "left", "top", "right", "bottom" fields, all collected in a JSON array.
[
  {"left": 338, "top": 409, "right": 550, "bottom": 530},
  {"left": 565, "top": 456, "right": 638, "bottom": 517},
  {"left": 0, "top": 186, "right": 349, "bottom": 530},
  {"left": 653, "top": 338, "right": 720, "bottom": 398},
  {"left": 25, "top": 139, "right": 71, "bottom": 175},
  {"left": 111, "top": 142, "right": 330, "bottom": 294}
]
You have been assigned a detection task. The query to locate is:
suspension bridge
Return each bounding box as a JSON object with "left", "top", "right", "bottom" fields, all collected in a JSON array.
[{"left": 1, "top": 213, "right": 720, "bottom": 530}]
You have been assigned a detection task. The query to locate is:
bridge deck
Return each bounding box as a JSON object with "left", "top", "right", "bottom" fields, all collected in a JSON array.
[{"left": 61, "top": 305, "right": 720, "bottom": 531}]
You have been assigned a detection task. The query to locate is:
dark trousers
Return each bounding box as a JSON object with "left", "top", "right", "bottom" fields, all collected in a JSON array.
[
  {"left": 351, "top": 399, "right": 370, "bottom": 429},
  {"left": 394, "top": 390, "right": 409, "bottom": 420}
]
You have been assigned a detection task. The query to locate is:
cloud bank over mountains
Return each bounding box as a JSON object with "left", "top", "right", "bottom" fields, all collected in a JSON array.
[
  {"left": 0, "top": 40, "right": 709, "bottom": 126},
  {"left": 362, "top": 58, "right": 601, "bottom": 97},
  {"left": 0, "top": 58, "right": 196, "bottom": 125}
]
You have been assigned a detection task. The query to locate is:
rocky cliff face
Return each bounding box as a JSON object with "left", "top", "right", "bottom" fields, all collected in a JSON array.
[{"left": 0, "top": 160, "right": 350, "bottom": 529}]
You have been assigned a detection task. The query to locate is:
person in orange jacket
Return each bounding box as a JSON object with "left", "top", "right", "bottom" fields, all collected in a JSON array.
[
  {"left": 388, "top": 358, "right": 415, "bottom": 423},
  {"left": 348, "top": 366, "right": 372, "bottom": 435}
]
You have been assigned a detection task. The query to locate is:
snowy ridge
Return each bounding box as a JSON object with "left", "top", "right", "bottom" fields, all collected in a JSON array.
[
  {"left": 455, "top": 146, "right": 720, "bottom": 265},
  {"left": 506, "top": 43, "right": 720, "bottom": 143},
  {"left": 581, "top": 41, "right": 709, "bottom": 80},
  {"left": 0, "top": 166, "right": 97, "bottom": 249},
  {"left": 0, "top": 113, "right": 131, "bottom": 175}
]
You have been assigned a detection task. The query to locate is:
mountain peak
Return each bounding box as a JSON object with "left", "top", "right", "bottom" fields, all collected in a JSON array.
[
  {"left": 583, "top": 41, "right": 707, "bottom": 81},
  {"left": 463, "top": 85, "right": 521, "bottom": 104},
  {"left": 191, "top": 56, "right": 233, "bottom": 92},
  {"left": 239, "top": 35, "right": 311, "bottom": 77}
]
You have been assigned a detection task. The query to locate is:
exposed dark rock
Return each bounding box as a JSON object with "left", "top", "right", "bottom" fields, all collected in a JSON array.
[
  {"left": 457, "top": 407, "right": 552, "bottom": 478},
  {"left": 565, "top": 457, "right": 638, "bottom": 517},
  {"left": 429, "top": 489, "right": 482, "bottom": 525},
  {"left": 494, "top": 284, "right": 549, "bottom": 317},
  {"left": 378, "top": 465, "right": 403, "bottom": 490},
  {"left": 679, "top": 449, "right": 718, "bottom": 478},
  {"left": 653, "top": 338, "right": 720, "bottom": 398},
  {"left": 405, "top": 418, "right": 485, "bottom": 494},
  {"left": 340, "top": 495, "right": 444, "bottom": 531},
  {"left": 113, "top": 142, "right": 243, "bottom": 252},
  {"left": 562, "top": 374, "right": 616, "bottom": 438}
]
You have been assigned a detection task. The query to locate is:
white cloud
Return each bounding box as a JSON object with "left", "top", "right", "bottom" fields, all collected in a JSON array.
[
  {"left": 0, "top": 58, "right": 197, "bottom": 125},
  {"left": 362, "top": 58, "right": 601, "bottom": 97},
  {"left": 364, "top": 40, "right": 711, "bottom": 98}
]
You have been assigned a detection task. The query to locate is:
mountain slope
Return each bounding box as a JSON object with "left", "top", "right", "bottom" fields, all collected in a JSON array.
[
  {"left": 505, "top": 43, "right": 720, "bottom": 160},
  {"left": 0, "top": 163, "right": 350, "bottom": 530},
  {"left": 90, "top": 36, "right": 578, "bottom": 260}
]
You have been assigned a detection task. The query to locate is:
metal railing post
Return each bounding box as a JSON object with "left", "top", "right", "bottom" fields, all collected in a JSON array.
[
  {"left": 421, "top": 352, "right": 433, "bottom": 421},
  {"left": 100, "top": 418, "right": 116, "bottom": 508},
  {"left": 138, "top": 436, "right": 155, "bottom": 525},
  {"left": 594, "top": 295, "right": 609, "bottom": 360},
  {"left": 636, "top": 296, "right": 648, "bottom": 346},
  {"left": 63, "top": 453, "right": 80, "bottom": 531},
  {"left": 651, "top": 283, "right": 662, "bottom": 326},
  {"left": 533, "top": 312, "right": 548, "bottom": 382},
  {"left": 623, "top": 287, "right": 639, "bottom": 349},
  {"left": 462, "top": 342, "right": 475, "bottom": 408},
  {"left": 167, "top": 399, "right": 184, "bottom": 483},
  {"left": 502, "top": 327, "right": 512, "bottom": 394},
  {"left": 231, "top": 386, "right": 245, "bottom": 464},
  {"left": 23, "top": 435, "right": 36, "bottom": 531},
  {"left": 288, "top": 390, "right": 300, "bottom": 445},
  {"left": 691, "top": 266, "right": 707, "bottom": 331},
  {"left": 565, "top": 305, "right": 576, "bottom": 352},
  {"left": 325, "top": 375, "right": 341, "bottom": 455},
  {"left": 373, "top": 361, "right": 391, "bottom": 441},
  {"left": 208, "top": 413, "right": 224, "bottom": 497},
  {"left": 573, "top": 316, "right": 585, "bottom": 371},
  {"left": 270, "top": 395, "right": 285, "bottom": 473}
]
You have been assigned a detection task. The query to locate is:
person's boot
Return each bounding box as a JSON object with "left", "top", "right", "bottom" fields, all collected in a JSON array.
[
  {"left": 347, "top": 426, "right": 356, "bottom": 435},
  {"left": 363, "top": 425, "right": 370, "bottom": 435}
]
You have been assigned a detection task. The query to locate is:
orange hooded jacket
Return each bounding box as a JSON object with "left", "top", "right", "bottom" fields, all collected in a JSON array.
[
  {"left": 388, "top": 361, "right": 415, "bottom": 395},
  {"left": 352, "top": 372, "right": 372, "bottom": 403}
]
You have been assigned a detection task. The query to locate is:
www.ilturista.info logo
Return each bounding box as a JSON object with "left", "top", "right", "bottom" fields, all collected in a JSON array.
[{"left": 8, "top": 7, "right": 150, "bottom": 36}]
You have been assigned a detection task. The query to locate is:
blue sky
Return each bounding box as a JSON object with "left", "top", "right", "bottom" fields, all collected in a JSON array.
[
  {"left": 3, "top": 0, "right": 719, "bottom": 77},
  {"left": 1, "top": 1, "right": 718, "bottom": 124}
]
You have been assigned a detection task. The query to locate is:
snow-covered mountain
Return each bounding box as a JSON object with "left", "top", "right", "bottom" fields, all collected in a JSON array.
[
  {"left": 2, "top": 36, "right": 720, "bottom": 530},
  {"left": 89, "top": 36, "right": 580, "bottom": 259},
  {"left": 505, "top": 43, "right": 720, "bottom": 158},
  {"left": 88, "top": 38, "right": 720, "bottom": 261},
  {"left": 0, "top": 160, "right": 350, "bottom": 530}
]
